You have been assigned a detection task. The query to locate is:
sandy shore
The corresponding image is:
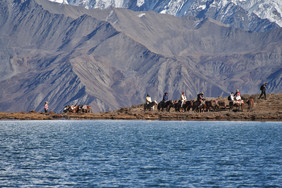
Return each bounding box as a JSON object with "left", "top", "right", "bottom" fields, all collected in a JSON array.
[{"left": 0, "top": 94, "right": 281, "bottom": 121}]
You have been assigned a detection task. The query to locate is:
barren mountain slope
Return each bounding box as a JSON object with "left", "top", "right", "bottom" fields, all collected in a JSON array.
[{"left": 0, "top": 0, "right": 281, "bottom": 113}]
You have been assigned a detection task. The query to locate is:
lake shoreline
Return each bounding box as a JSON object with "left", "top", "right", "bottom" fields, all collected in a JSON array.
[
  {"left": 1, "top": 93, "right": 281, "bottom": 121},
  {"left": 0, "top": 111, "right": 281, "bottom": 121}
]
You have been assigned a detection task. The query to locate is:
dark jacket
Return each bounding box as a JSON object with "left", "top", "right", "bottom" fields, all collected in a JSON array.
[{"left": 163, "top": 94, "right": 168, "bottom": 102}]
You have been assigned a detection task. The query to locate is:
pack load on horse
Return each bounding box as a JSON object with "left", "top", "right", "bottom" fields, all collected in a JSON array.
[
  {"left": 229, "top": 89, "right": 244, "bottom": 111},
  {"left": 63, "top": 105, "right": 92, "bottom": 113}
]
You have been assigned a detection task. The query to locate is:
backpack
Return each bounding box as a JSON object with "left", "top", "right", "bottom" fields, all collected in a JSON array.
[
  {"left": 260, "top": 85, "right": 264, "bottom": 90},
  {"left": 228, "top": 96, "right": 231, "bottom": 100}
]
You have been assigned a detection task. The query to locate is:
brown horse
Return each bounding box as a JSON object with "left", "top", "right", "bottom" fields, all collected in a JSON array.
[
  {"left": 63, "top": 105, "right": 79, "bottom": 113},
  {"left": 217, "top": 101, "right": 226, "bottom": 110},
  {"left": 246, "top": 98, "right": 254, "bottom": 111},
  {"left": 193, "top": 101, "right": 206, "bottom": 113},
  {"left": 81, "top": 105, "right": 92, "bottom": 113},
  {"left": 205, "top": 100, "right": 219, "bottom": 112},
  {"left": 183, "top": 100, "right": 193, "bottom": 112}
]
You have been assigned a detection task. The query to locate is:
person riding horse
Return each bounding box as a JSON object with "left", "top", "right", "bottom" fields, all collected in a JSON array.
[
  {"left": 180, "top": 92, "right": 187, "bottom": 107},
  {"left": 158, "top": 92, "right": 173, "bottom": 112},
  {"left": 144, "top": 94, "right": 157, "bottom": 111},
  {"left": 197, "top": 92, "right": 205, "bottom": 104},
  {"left": 234, "top": 89, "right": 241, "bottom": 100},
  {"left": 159, "top": 92, "right": 168, "bottom": 108},
  {"left": 162, "top": 92, "right": 168, "bottom": 103},
  {"left": 146, "top": 94, "right": 152, "bottom": 104}
]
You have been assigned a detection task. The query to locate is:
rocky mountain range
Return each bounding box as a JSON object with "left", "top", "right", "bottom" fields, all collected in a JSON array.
[
  {"left": 49, "top": 0, "right": 282, "bottom": 32},
  {"left": 0, "top": 0, "right": 281, "bottom": 113}
]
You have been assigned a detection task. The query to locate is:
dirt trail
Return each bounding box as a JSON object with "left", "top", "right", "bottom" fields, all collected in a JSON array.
[{"left": 0, "top": 94, "right": 281, "bottom": 121}]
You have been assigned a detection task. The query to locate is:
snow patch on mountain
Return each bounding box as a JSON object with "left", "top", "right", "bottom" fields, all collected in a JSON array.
[
  {"left": 48, "top": 0, "right": 68, "bottom": 4},
  {"left": 48, "top": 0, "right": 282, "bottom": 27},
  {"left": 138, "top": 13, "right": 146, "bottom": 18},
  {"left": 137, "top": 0, "right": 145, "bottom": 7}
]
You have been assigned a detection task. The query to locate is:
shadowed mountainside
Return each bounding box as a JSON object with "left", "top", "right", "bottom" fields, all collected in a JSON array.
[{"left": 0, "top": 0, "right": 281, "bottom": 113}]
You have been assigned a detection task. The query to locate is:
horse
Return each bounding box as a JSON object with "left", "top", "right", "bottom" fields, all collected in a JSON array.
[
  {"left": 217, "top": 101, "right": 226, "bottom": 110},
  {"left": 229, "top": 100, "right": 244, "bottom": 112},
  {"left": 82, "top": 105, "right": 92, "bottom": 113},
  {"left": 157, "top": 100, "right": 174, "bottom": 112},
  {"left": 144, "top": 100, "right": 158, "bottom": 111},
  {"left": 183, "top": 100, "right": 193, "bottom": 112},
  {"left": 63, "top": 105, "right": 78, "bottom": 113},
  {"left": 63, "top": 105, "right": 92, "bottom": 113},
  {"left": 174, "top": 100, "right": 182, "bottom": 112},
  {"left": 246, "top": 98, "right": 254, "bottom": 111},
  {"left": 77, "top": 105, "right": 92, "bottom": 113},
  {"left": 205, "top": 100, "right": 219, "bottom": 112},
  {"left": 193, "top": 100, "right": 206, "bottom": 113}
]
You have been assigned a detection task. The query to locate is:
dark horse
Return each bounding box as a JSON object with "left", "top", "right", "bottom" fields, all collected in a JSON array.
[
  {"left": 174, "top": 100, "right": 193, "bottom": 112},
  {"left": 192, "top": 101, "right": 206, "bottom": 113},
  {"left": 144, "top": 100, "right": 158, "bottom": 111},
  {"left": 157, "top": 100, "right": 174, "bottom": 112},
  {"left": 174, "top": 100, "right": 182, "bottom": 112},
  {"left": 183, "top": 100, "right": 193, "bottom": 112}
]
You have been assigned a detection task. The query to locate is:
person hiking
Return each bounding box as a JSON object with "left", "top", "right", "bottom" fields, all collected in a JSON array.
[
  {"left": 258, "top": 82, "right": 267, "bottom": 100},
  {"left": 44, "top": 101, "right": 48, "bottom": 113}
]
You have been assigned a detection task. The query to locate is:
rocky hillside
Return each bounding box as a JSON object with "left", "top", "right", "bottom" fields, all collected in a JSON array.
[{"left": 0, "top": 0, "right": 281, "bottom": 113}]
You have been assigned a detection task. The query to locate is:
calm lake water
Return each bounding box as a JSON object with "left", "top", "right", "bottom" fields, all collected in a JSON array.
[{"left": 0, "top": 120, "right": 281, "bottom": 187}]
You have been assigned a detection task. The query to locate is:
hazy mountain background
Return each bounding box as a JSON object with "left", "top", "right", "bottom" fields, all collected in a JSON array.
[{"left": 0, "top": 0, "right": 281, "bottom": 113}]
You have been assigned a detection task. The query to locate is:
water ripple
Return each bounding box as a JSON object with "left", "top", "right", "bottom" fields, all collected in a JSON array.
[{"left": 0, "top": 120, "right": 281, "bottom": 187}]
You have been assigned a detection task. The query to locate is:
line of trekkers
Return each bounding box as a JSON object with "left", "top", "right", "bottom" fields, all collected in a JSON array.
[
  {"left": 63, "top": 105, "right": 92, "bottom": 113},
  {"left": 144, "top": 89, "right": 249, "bottom": 112}
]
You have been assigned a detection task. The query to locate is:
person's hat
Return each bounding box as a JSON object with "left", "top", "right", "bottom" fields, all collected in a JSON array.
[
  {"left": 165, "top": 92, "right": 168, "bottom": 94},
  {"left": 201, "top": 92, "right": 204, "bottom": 94},
  {"left": 147, "top": 94, "right": 150, "bottom": 96},
  {"left": 182, "top": 92, "right": 185, "bottom": 94}
]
